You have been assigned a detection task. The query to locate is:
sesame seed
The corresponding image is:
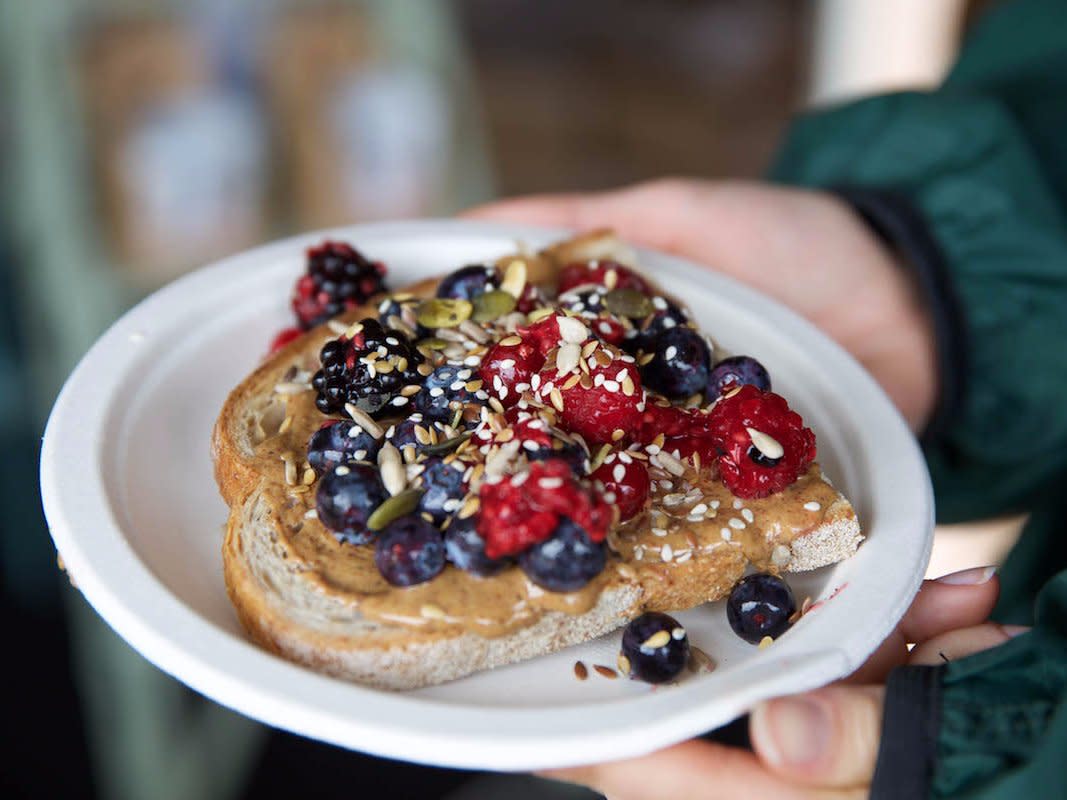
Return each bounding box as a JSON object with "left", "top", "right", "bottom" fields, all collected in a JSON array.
[
  {"left": 611, "top": 428, "right": 625, "bottom": 442},
  {"left": 690, "top": 503, "right": 708, "bottom": 516},
  {"left": 664, "top": 346, "right": 678, "bottom": 360},
  {"left": 603, "top": 380, "right": 621, "bottom": 392},
  {"left": 720, "top": 527, "right": 732, "bottom": 541},
  {"left": 733, "top": 498, "right": 743, "bottom": 509},
  {"left": 500, "top": 358, "right": 516, "bottom": 369},
  {"left": 335, "top": 465, "right": 350, "bottom": 476},
  {"left": 804, "top": 501, "right": 822, "bottom": 512},
  {"left": 728, "top": 517, "right": 746, "bottom": 529},
  {"left": 742, "top": 508, "right": 755, "bottom": 523},
  {"left": 660, "top": 543, "right": 674, "bottom": 562},
  {"left": 612, "top": 463, "right": 626, "bottom": 482},
  {"left": 539, "top": 476, "right": 564, "bottom": 489}
]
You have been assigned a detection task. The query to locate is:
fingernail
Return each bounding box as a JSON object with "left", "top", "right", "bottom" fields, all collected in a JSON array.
[
  {"left": 762, "top": 696, "right": 829, "bottom": 767},
  {"left": 1000, "top": 624, "right": 1030, "bottom": 638},
  {"left": 935, "top": 566, "right": 996, "bottom": 585}
]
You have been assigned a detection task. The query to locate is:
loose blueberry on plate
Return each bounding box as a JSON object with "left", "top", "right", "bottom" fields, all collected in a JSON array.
[
  {"left": 316, "top": 463, "right": 388, "bottom": 545},
  {"left": 436, "top": 264, "right": 499, "bottom": 301},
  {"left": 707, "top": 355, "right": 771, "bottom": 398},
  {"left": 444, "top": 514, "right": 509, "bottom": 577},
  {"left": 639, "top": 326, "right": 712, "bottom": 400},
  {"left": 415, "top": 456, "right": 467, "bottom": 525},
  {"left": 307, "top": 419, "right": 382, "bottom": 475},
  {"left": 727, "top": 573, "right": 797, "bottom": 644},
  {"left": 518, "top": 517, "right": 606, "bottom": 592},
  {"left": 619, "top": 611, "right": 690, "bottom": 684},
  {"left": 374, "top": 515, "right": 446, "bottom": 587}
]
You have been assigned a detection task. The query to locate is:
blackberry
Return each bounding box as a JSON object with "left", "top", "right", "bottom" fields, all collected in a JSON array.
[
  {"left": 312, "top": 318, "right": 423, "bottom": 419},
  {"left": 292, "top": 241, "right": 387, "bottom": 329}
]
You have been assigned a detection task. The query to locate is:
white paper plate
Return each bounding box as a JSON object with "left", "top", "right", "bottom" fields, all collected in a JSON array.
[{"left": 41, "top": 220, "right": 932, "bottom": 771}]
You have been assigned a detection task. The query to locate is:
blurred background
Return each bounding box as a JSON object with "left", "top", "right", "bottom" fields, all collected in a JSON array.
[{"left": 2, "top": 1, "right": 1012, "bottom": 798}]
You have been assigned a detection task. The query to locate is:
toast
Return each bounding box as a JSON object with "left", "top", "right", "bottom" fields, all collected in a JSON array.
[{"left": 214, "top": 231, "right": 862, "bottom": 690}]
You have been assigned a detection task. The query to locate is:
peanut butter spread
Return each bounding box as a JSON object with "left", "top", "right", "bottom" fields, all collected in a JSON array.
[{"left": 250, "top": 387, "right": 847, "bottom": 639}]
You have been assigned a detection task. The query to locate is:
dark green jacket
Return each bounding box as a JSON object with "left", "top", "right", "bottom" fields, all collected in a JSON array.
[{"left": 772, "top": 0, "right": 1067, "bottom": 796}]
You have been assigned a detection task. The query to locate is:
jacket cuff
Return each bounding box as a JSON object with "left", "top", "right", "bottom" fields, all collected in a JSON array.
[
  {"left": 832, "top": 187, "right": 968, "bottom": 445},
  {"left": 870, "top": 665, "right": 943, "bottom": 800}
]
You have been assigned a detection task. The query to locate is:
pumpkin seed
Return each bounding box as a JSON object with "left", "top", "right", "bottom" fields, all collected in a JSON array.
[
  {"left": 422, "top": 431, "right": 472, "bottom": 456},
  {"left": 416, "top": 298, "right": 473, "bottom": 329},
  {"left": 471, "top": 290, "right": 517, "bottom": 322},
  {"left": 604, "top": 288, "right": 653, "bottom": 319},
  {"left": 367, "top": 488, "right": 424, "bottom": 531}
]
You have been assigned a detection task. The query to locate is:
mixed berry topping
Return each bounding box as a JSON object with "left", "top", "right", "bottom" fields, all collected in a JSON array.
[
  {"left": 292, "top": 241, "right": 387, "bottom": 329},
  {"left": 619, "top": 612, "right": 690, "bottom": 683},
  {"left": 312, "top": 318, "right": 424, "bottom": 419},
  {"left": 707, "top": 355, "right": 771, "bottom": 399},
  {"left": 477, "top": 459, "right": 614, "bottom": 561},
  {"left": 727, "top": 573, "right": 796, "bottom": 644},
  {"left": 292, "top": 245, "right": 818, "bottom": 593},
  {"left": 707, "top": 385, "right": 816, "bottom": 499}
]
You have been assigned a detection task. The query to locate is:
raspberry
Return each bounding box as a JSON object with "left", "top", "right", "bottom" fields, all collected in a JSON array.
[
  {"left": 520, "top": 313, "right": 580, "bottom": 355},
  {"left": 545, "top": 353, "right": 644, "bottom": 447},
  {"left": 479, "top": 338, "right": 544, "bottom": 407},
  {"left": 557, "top": 260, "right": 651, "bottom": 295},
  {"left": 591, "top": 454, "right": 650, "bottom": 520},
  {"left": 477, "top": 460, "right": 614, "bottom": 559},
  {"left": 268, "top": 326, "right": 303, "bottom": 356},
  {"left": 292, "top": 241, "right": 387, "bottom": 329},
  {"left": 707, "top": 385, "right": 815, "bottom": 498}
]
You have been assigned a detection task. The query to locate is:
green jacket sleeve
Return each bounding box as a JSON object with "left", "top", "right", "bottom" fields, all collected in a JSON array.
[
  {"left": 769, "top": 1, "right": 1067, "bottom": 797},
  {"left": 771, "top": 90, "right": 1067, "bottom": 524}
]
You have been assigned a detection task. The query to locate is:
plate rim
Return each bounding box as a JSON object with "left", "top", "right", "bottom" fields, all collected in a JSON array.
[{"left": 40, "top": 219, "right": 933, "bottom": 770}]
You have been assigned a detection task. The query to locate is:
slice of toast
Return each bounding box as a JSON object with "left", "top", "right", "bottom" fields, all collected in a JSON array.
[{"left": 213, "top": 231, "right": 861, "bottom": 690}]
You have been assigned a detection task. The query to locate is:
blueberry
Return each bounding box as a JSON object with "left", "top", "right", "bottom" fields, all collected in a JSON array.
[
  {"left": 315, "top": 463, "right": 388, "bottom": 545},
  {"left": 377, "top": 294, "right": 429, "bottom": 338},
  {"left": 620, "top": 612, "right": 690, "bottom": 684},
  {"left": 525, "top": 438, "right": 589, "bottom": 475},
  {"left": 374, "top": 515, "right": 446, "bottom": 586},
  {"left": 413, "top": 364, "right": 486, "bottom": 423},
  {"left": 622, "top": 298, "right": 691, "bottom": 354},
  {"left": 727, "top": 573, "right": 797, "bottom": 644},
  {"left": 707, "top": 355, "right": 771, "bottom": 399},
  {"left": 415, "top": 456, "right": 467, "bottom": 525},
  {"left": 306, "top": 420, "right": 381, "bottom": 476},
  {"left": 518, "top": 517, "right": 606, "bottom": 592},
  {"left": 384, "top": 415, "right": 433, "bottom": 459},
  {"left": 436, "top": 265, "right": 498, "bottom": 301},
  {"left": 640, "top": 326, "right": 712, "bottom": 400},
  {"left": 444, "top": 515, "right": 509, "bottom": 577},
  {"left": 558, "top": 286, "right": 607, "bottom": 317}
]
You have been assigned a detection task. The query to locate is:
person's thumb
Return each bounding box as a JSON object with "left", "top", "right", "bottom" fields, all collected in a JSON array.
[{"left": 750, "top": 685, "right": 885, "bottom": 790}]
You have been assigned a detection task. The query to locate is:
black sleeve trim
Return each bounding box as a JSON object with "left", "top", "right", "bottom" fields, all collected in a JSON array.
[
  {"left": 870, "top": 665, "right": 943, "bottom": 800},
  {"left": 831, "top": 186, "right": 968, "bottom": 444}
]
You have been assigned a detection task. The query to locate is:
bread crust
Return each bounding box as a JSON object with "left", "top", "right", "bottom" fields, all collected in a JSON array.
[{"left": 214, "top": 233, "right": 862, "bottom": 689}]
